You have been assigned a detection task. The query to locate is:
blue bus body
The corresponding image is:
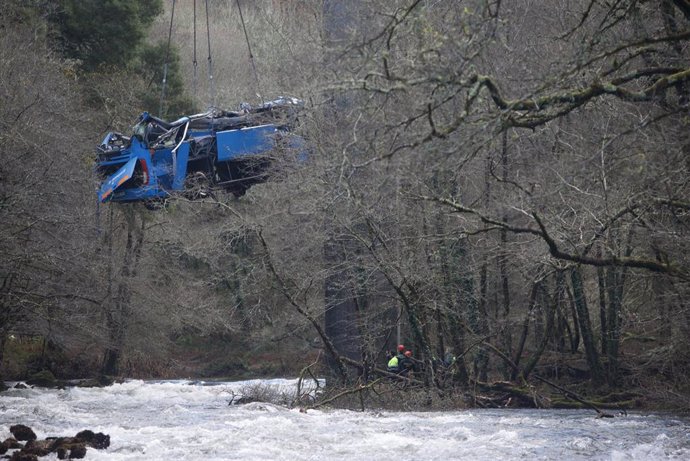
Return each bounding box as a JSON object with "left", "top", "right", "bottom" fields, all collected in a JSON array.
[{"left": 95, "top": 97, "right": 303, "bottom": 204}]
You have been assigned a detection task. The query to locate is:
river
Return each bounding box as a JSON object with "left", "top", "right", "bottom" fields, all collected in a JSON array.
[{"left": 1, "top": 379, "right": 688, "bottom": 460}]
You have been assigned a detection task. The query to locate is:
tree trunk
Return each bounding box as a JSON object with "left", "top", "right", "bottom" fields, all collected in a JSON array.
[
  {"left": 603, "top": 267, "right": 621, "bottom": 385},
  {"left": 511, "top": 279, "right": 541, "bottom": 380},
  {"left": 565, "top": 282, "right": 580, "bottom": 353},
  {"left": 451, "top": 260, "right": 472, "bottom": 386},
  {"left": 101, "top": 205, "right": 145, "bottom": 376},
  {"left": 435, "top": 179, "right": 470, "bottom": 386},
  {"left": 522, "top": 271, "right": 558, "bottom": 380},
  {"left": 471, "top": 261, "right": 490, "bottom": 382},
  {"left": 498, "top": 130, "right": 512, "bottom": 377},
  {"left": 596, "top": 261, "right": 608, "bottom": 356},
  {"left": 570, "top": 266, "right": 604, "bottom": 386},
  {"left": 554, "top": 270, "right": 567, "bottom": 353},
  {"left": 0, "top": 330, "right": 7, "bottom": 388}
]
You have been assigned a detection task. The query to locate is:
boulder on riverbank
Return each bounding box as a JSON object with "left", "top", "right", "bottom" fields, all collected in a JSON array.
[
  {"left": 1, "top": 374, "right": 117, "bottom": 392},
  {"left": 73, "top": 430, "right": 110, "bottom": 449},
  {"left": 75, "top": 375, "right": 115, "bottom": 388},
  {"left": 24, "top": 371, "right": 65, "bottom": 389},
  {"left": 9, "top": 426, "right": 35, "bottom": 442},
  {"left": 0, "top": 438, "right": 22, "bottom": 454},
  {"left": 0, "top": 426, "right": 109, "bottom": 460}
]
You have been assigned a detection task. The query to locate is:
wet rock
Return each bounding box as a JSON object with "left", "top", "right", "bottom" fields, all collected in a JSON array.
[
  {"left": 0, "top": 437, "right": 23, "bottom": 454},
  {"left": 2, "top": 426, "right": 108, "bottom": 460},
  {"left": 97, "top": 375, "right": 115, "bottom": 386},
  {"left": 25, "top": 370, "right": 64, "bottom": 389},
  {"left": 51, "top": 436, "right": 89, "bottom": 459},
  {"left": 55, "top": 446, "right": 68, "bottom": 459},
  {"left": 21, "top": 440, "right": 51, "bottom": 457},
  {"left": 54, "top": 442, "right": 86, "bottom": 460},
  {"left": 68, "top": 444, "right": 86, "bottom": 459},
  {"left": 9, "top": 452, "right": 38, "bottom": 461},
  {"left": 75, "top": 375, "right": 114, "bottom": 388},
  {"left": 9, "top": 425, "right": 36, "bottom": 442},
  {"left": 74, "top": 430, "right": 109, "bottom": 449},
  {"left": 13, "top": 383, "right": 29, "bottom": 389},
  {"left": 47, "top": 437, "right": 74, "bottom": 452}
]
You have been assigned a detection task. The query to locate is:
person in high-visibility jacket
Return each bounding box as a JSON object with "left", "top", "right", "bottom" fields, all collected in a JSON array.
[
  {"left": 387, "top": 344, "right": 406, "bottom": 373},
  {"left": 387, "top": 354, "right": 400, "bottom": 373}
]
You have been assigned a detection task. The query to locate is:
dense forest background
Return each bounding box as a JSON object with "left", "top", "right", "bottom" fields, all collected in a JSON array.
[{"left": 1, "top": 0, "right": 689, "bottom": 410}]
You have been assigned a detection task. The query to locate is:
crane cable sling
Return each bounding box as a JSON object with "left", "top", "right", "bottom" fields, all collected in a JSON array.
[
  {"left": 236, "top": 0, "right": 263, "bottom": 102},
  {"left": 160, "top": 1, "right": 260, "bottom": 111},
  {"left": 159, "top": 0, "right": 176, "bottom": 116},
  {"left": 192, "top": 0, "right": 198, "bottom": 103},
  {"left": 205, "top": 0, "right": 216, "bottom": 108}
]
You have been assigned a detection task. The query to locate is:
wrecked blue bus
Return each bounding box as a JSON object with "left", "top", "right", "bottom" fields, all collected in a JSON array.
[{"left": 95, "top": 97, "right": 304, "bottom": 205}]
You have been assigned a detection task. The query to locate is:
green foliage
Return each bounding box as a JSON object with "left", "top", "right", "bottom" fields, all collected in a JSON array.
[
  {"left": 0, "top": 0, "right": 45, "bottom": 26},
  {"left": 26, "top": 369, "right": 59, "bottom": 387},
  {"left": 1, "top": 338, "right": 42, "bottom": 380},
  {"left": 49, "top": 0, "right": 194, "bottom": 119},
  {"left": 135, "top": 41, "right": 196, "bottom": 119},
  {"left": 53, "top": 0, "right": 163, "bottom": 71}
]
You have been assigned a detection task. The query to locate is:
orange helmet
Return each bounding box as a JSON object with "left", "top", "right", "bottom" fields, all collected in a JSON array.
[
  {"left": 404, "top": 350, "right": 412, "bottom": 357},
  {"left": 397, "top": 344, "right": 405, "bottom": 352}
]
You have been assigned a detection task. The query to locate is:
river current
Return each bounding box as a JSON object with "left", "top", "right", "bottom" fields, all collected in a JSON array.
[{"left": 1, "top": 378, "right": 688, "bottom": 460}]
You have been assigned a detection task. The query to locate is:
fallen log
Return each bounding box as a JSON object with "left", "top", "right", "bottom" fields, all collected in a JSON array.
[
  {"left": 470, "top": 379, "right": 547, "bottom": 408},
  {"left": 533, "top": 374, "right": 614, "bottom": 418}
]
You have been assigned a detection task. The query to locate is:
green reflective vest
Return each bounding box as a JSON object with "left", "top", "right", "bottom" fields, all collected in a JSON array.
[{"left": 387, "top": 356, "right": 399, "bottom": 368}]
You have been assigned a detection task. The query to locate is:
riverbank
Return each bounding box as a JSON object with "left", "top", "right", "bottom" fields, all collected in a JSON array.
[
  {"left": 3, "top": 372, "right": 688, "bottom": 417},
  {"left": 2, "top": 336, "right": 689, "bottom": 414}
]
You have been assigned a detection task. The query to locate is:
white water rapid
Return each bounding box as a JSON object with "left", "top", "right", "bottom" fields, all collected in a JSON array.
[{"left": 1, "top": 379, "right": 688, "bottom": 460}]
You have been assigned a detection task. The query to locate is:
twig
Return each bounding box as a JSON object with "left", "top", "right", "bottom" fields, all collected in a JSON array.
[
  {"left": 308, "top": 378, "right": 383, "bottom": 410},
  {"left": 296, "top": 351, "right": 322, "bottom": 404}
]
